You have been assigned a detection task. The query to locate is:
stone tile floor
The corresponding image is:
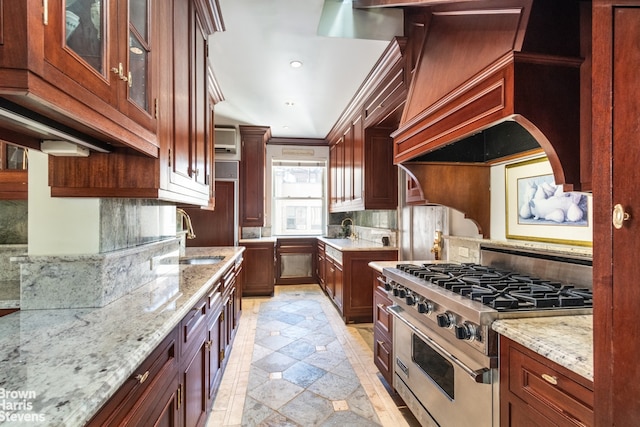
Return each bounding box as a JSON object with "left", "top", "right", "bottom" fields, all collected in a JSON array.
[{"left": 208, "top": 284, "right": 416, "bottom": 427}]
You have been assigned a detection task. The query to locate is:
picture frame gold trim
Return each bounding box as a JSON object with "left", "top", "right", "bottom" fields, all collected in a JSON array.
[{"left": 505, "top": 157, "right": 592, "bottom": 247}]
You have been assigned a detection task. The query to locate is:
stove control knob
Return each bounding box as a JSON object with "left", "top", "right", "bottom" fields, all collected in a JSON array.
[
  {"left": 384, "top": 280, "right": 393, "bottom": 291},
  {"left": 436, "top": 312, "right": 455, "bottom": 328},
  {"left": 417, "top": 300, "right": 434, "bottom": 314},
  {"left": 405, "top": 292, "right": 415, "bottom": 306},
  {"left": 454, "top": 322, "right": 477, "bottom": 341},
  {"left": 398, "top": 287, "right": 407, "bottom": 298},
  {"left": 392, "top": 285, "right": 401, "bottom": 297}
]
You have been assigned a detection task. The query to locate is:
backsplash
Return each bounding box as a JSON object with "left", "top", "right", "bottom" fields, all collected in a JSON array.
[
  {"left": 0, "top": 200, "right": 28, "bottom": 244},
  {"left": 0, "top": 244, "right": 27, "bottom": 281},
  {"left": 99, "top": 199, "right": 176, "bottom": 252}
]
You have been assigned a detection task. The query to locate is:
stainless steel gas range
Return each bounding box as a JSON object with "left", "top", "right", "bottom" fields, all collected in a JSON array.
[{"left": 382, "top": 245, "right": 593, "bottom": 427}]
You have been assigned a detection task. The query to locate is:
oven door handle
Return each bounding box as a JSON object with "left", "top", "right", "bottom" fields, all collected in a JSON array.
[{"left": 388, "top": 305, "right": 491, "bottom": 384}]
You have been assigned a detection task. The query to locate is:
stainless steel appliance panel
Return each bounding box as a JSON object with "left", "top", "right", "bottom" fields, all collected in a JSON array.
[{"left": 391, "top": 306, "right": 498, "bottom": 427}]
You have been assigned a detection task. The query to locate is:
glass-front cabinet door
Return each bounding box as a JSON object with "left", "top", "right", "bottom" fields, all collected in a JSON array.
[
  {"left": 0, "top": 142, "right": 28, "bottom": 171},
  {"left": 43, "top": 0, "right": 155, "bottom": 130},
  {"left": 121, "top": 0, "right": 155, "bottom": 127},
  {"left": 44, "top": 0, "right": 117, "bottom": 104}
]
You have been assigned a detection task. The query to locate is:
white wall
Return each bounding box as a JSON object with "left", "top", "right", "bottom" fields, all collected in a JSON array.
[{"left": 28, "top": 150, "right": 101, "bottom": 255}]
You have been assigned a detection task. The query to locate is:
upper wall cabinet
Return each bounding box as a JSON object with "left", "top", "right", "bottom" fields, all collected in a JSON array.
[
  {"left": 239, "top": 126, "right": 270, "bottom": 226},
  {"left": 327, "top": 38, "right": 405, "bottom": 213},
  {"left": 0, "top": 140, "right": 28, "bottom": 200},
  {"left": 0, "top": 1, "right": 161, "bottom": 156},
  {"left": 46, "top": 0, "right": 224, "bottom": 207}
]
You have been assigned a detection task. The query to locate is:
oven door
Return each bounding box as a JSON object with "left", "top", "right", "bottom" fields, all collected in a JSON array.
[{"left": 389, "top": 306, "right": 498, "bottom": 427}]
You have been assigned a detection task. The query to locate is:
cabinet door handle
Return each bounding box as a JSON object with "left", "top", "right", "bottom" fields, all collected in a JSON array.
[
  {"left": 613, "top": 203, "right": 631, "bottom": 229},
  {"left": 541, "top": 373, "right": 558, "bottom": 385},
  {"left": 135, "top": 370, "right": 150, "bottom": 384}
]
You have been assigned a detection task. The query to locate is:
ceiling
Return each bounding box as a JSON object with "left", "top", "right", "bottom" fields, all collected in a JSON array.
[{"left": 208, "top": 0, "right": 404, "bottom": 141}]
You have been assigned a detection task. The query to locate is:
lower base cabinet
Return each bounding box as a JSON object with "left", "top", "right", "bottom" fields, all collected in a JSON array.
[
  {"left": 87, "top": 258, "right": 242, "bottom": 427},
  {"left": 499, "top": 336, "right": 594, "bottom": 427},
  {"left": 372, "top": 270, "right": 393, "bottom": 386},
  {"left": 324, "top": 246, "right": 397, "bottom": 323},
  {"left": 242, "top": 241, "right": 275, "bottom": 296}
]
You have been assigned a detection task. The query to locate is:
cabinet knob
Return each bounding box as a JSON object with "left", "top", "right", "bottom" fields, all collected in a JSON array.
[
  {"left": 613, "top": 203, "right": 631, "bottom": 229},
  {"left": 541, "top": 373, "right": 558, "bottom": 385},
  {"left": 135, "top": 370, "right": 150, "bottom": 384}
]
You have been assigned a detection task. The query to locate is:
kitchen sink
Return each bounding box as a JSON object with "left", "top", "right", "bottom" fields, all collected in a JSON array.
[{"left": 179, "top": 255, "right": 225, "bottom": 265}]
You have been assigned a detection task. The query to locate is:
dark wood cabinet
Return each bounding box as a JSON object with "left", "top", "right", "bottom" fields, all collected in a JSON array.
[
  {"left": 185, "top": 181, "right": 236, "bottom": 247},
  {"left": 86, "top": 328, "right": 180, "bottom": 426},
  {"left": 44, "top": 0, "right": 221, "bottom": 207},
  {"left": 0, "top": 1, "right": 158, "bottom": 155},
  {"left": 326, "top": 254, "right": 344, "bottom": 312},
  {"left": 372, "top": 270, "right": 393, "bottom": 386},
  {"left": 0, "top": 140, "right": 27, "bottom": 200},
  {"left": 327, "top": 39, "right": 404, "bottom": 213},
  {"left": 180, "top": 295, "right": 208, "bottom": 427},
  {"left": 499, "top": 336, "right": 593, "bottom": 427},
  {"left": 324, "top": 245, "right": 397, "bottom": 324},
  {"left": 329, "top": 123, "right": 397, "bottom": 212},
  {"left": 88, "top": 256, "right": 243, "bottom": 426},
  {"left": 242, "top": 241, "right": 275, "bottom": 296},
  {"left": 239, "top": 126, "right": 270, "bottom": 226},
  {"left": 316, "top": 240, "right": 326, "bottom": 291},
  {"left": 592, "top": 2, "right": 640, "bottom": 423}
]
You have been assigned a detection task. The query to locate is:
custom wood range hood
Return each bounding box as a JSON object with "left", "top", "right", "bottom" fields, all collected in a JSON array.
[{"left": 383, "top": 0, "right": 590, "bottom": 237}]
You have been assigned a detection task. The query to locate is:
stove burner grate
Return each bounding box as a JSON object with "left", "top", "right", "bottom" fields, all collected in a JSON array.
[{"left": 393, "top": 262, "right": 593, "bottom": 311}]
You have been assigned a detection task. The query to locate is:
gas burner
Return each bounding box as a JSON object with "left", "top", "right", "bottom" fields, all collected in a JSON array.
[{"left": 390, "top": 261, "right": 593, "bottom": 312}]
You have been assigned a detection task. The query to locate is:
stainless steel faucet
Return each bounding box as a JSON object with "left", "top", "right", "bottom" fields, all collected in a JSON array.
[{"left": 176, "top": 208, "right": 196, "bottom": 239}]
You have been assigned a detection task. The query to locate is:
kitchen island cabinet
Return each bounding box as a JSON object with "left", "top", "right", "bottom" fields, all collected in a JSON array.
[
  {"left": 0, "top": 247, "right": 244, "bottom": 427},
  {"left": 320, "top": 238, "right": 397, "bottom": 323}
]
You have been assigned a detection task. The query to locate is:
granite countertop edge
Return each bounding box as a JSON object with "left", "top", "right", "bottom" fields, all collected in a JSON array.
[
  {"left": 238, "top": 236, "right": 398, "bottom": 251},
  {"left": 0, "top": 246, "right": 244, "bottom": 427},
  {"left": 492, "top": 315, "right": 594, "bottom": 382},
  {"left": 317, "top": 236, "right": 398, "bottom": 251}
]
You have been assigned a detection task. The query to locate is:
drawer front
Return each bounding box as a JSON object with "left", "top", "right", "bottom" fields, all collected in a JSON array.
[
  {"left": 508, "top": 344, "right": 593, "bottom": 426},
  {"left": 373, "top": 286, "right": 392, "bottom": 336},
  {"left": 87, "top": 329, "right": 178, "bottom": 426},
  {"left": 182, "top": 299, "right": 207, "bottom": 358},
  {"left": 373, "top": 325, "right": 393, "bottom": 384}
]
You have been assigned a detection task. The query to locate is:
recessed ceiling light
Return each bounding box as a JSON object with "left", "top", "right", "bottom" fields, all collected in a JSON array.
[
  {"left": 290, "top": 60, "right": 303, "bottom": 68},
  {"left": 284, "top": 101, "right": 295, "bottom": 107},
  {"left": 283, "top": 125, "right": 289, "bottom": 129}
]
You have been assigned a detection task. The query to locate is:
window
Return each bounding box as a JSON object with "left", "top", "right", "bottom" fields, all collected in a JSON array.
[{"left": 272, "top": 161, "right": 326, "bottom": 235}]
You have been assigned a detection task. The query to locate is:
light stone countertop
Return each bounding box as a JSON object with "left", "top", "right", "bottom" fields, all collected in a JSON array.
[
  {"left": 0, "top": 246, "right": 244, "bottom": 427},
  {"left": 238, "top": 236, "right": 398, "bottom": 251},
  {"left": 0, "top": 280, "right": 20, "bottom": 309},
  {"left": 317, "top": 236, "right": 398, "bottom": 251},
  {"left": 492, "top": 315, "right": 593, "bottom": 381}
]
